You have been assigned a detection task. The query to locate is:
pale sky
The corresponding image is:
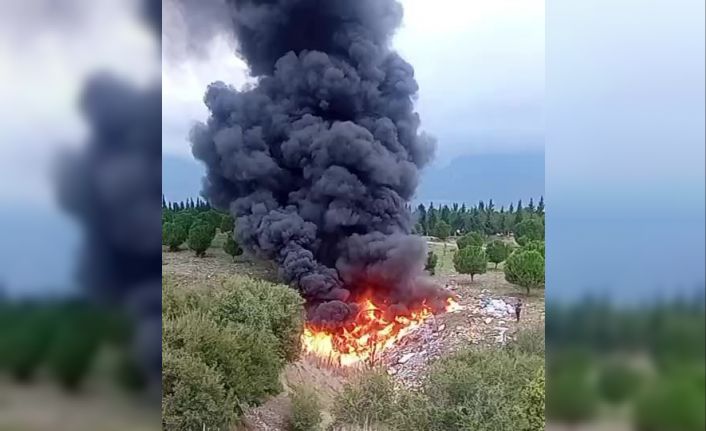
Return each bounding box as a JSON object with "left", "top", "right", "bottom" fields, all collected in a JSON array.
[
  {"left": 162, "top": 0, "right": 545, "bottom": 163},
  {"left": 0, "top": 0, "right": 157, "bottom": 207}
]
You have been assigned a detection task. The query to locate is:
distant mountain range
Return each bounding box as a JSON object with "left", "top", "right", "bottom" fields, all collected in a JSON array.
[{"left": 162, "top": 152, "right": 544, "bottom": 207}]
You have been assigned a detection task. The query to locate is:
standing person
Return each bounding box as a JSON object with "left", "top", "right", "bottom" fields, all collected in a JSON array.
[{"left": 515, "top": 299, "right": 523, "bottom": 322}]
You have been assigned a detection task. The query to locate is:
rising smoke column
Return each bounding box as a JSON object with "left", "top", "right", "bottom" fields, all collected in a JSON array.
[
  {"left": 56, "top": 0, "right": 162, "bottom": 385},
  {"left": 190, "top": 0, "right": 445, "bottom": 326}
]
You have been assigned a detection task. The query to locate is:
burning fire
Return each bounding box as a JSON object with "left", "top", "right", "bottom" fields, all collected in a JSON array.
[{"left": 302, "top": 297, "right": 462, "bottom": 367}]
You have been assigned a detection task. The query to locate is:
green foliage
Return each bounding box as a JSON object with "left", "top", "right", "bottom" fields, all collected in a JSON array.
[
  {"left": 421, "top": 348, "right": 544, "bottom": 431},
  {"left": 546, "top": 364, "right": 598, "bottom": 424},
  {"left": 434, "top": 220, "right": 451, "bottom": 241},
  {"left": 162, "top": 347, "right": 236, "bottom": 431},
  {"left": 453, "top": 246, "right": 487, "bottom": 281},
  {"left": 425, "top": 251, "right": 438, "bottom": 275},
  {"left": 509, "top": 326, "right": 545, "bottom": 357},
  {"left": 223, "top": 234, "right": 243, "bottom": 261},
  {"left": 597, "top": 361, "right": 643, "bottom": 404},
  {"left": 173, "top": 212, "right": 195, "bottom": 233},
  {"left": 504, "top": 250, "right": 545, "bottom": 294},
  {"left": 163, "top": 222, "right": 188, "bottom": 251},
  {"left": 290, "top": 385, "right": 323, "bottom": 431},
  {"left": 215, "top": 276, "right": 305, "bottom": 362},
  {"left": 634, "top": 372, "right": 706, "bottom": 431},
  {"left": 0, "top": 306, "right": 54, "bottom": 381},
  {"left": 520, "top": 240, "right": 545, "bottom": 258},
  {"left": 486, "top": 239, "right": 510, "bottom": 268},
  {"left": 332, "top": 333, "right": 545, "bottom": 431},
  {"left": 220, "top": 213, "right": 235, "bottom": 233},
  {"left": 518, "top": 366, "right": 545, "bottom": 431},
  {"left": 46, "top": 307, "right": 103, "bottom": 390},
  {"left": 162, "top": 274, "right": 305, "bottom": 428},
  {"left": 514, "top": 218, "right": 544, "bottom": 246},
  {"left": 333, "top": 371, "right": 396, "bottom": 427},
  {"left": 187, "top": 221, "right": 216, "bottom": 257},
  {"left": 456, "top": 231, "right": 484, "bottom": 249}
]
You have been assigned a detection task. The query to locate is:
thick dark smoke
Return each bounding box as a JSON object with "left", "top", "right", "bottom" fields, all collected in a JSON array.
[
  {"left": 56, "top": 0, "right": 161, "bottom": 386},
  {"left": 189, "top": 0, "right": 446, "bottom": 326}
]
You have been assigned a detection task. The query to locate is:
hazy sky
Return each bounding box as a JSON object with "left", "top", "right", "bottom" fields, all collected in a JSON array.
[{"left": 162, "top": 0, "right": 545, "bottom": 164}]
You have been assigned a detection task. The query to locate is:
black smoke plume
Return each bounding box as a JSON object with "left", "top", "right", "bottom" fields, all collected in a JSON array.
[
  {"left": 56, "top": 1, "right": 161, "bottom": 385},
  {"left": 190, "top": 0, "right": 446, "bottom": 326}
]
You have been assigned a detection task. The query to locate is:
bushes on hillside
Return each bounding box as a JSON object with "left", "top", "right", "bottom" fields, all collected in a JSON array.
[
  {"left": 162, "top": 348, "right": 235, "bottom": 431},
  {"left": 332, "top": 338, "right": 545, "bottom": 431},
  {"left": 162, "top": 274, "right": 305, "bottom": 429},
  {"left": 453, "top": 246, "right": 487, "bottom": 281},
  {"left": 290, "top": 385, "right": 323, "bottom": 431},
  {"left": 433, "top": 221, "right": 451, "bottom": 241},
  {"left": 504, "top": 250, "right": 545, "bottom": 294},
  {"left": 187, "top": 221, "right": 216, "bottom": 257},
  {"left": 457, "top": 231, "right": 484, "bottom": 249},
  {"left": 521, "top": 240, "right": 545, "bottom": 258}
]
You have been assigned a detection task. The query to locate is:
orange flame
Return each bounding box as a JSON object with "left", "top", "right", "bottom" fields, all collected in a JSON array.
[{"left": 302, "top": 297, "right": 460, "bottom": 367}]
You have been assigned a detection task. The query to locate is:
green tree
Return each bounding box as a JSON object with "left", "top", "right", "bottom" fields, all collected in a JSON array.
[
  {"left": 434, "top": 220, "right": 451, "bottom": 242},
  {"left": 425, "top": 251, "right": 438, "bottom": 275},
  {"left": 187, "top": 222, "right": 216, "bottom": 257},
  {"left": 163, "top": 222, "right": 188, "bottom": 252},
  {"left": 504, "top": 250, "right": 545, "bottom": 294},
  {"left": 514, "top": 218, "right": 544, "bottom": 246},
  {"left": 220, "top": 214, "right": 235, "bottom": 233},
  {"left": 416, "top": 204, "right": 427, "bottom": 235},
  {"left": 486, "top": 240, "right": 510, "bottom": 269},
  {"left": 457, "top": 231, "right": 484, "bottom": 249},
  {"left": 223, "top": 235, "right": 243, "bottom": 261},
  {"left": 453, "top": 246, "right": 487, "bottom": 282}
]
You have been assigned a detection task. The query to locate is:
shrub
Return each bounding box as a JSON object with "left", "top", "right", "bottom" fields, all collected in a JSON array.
[
  {"left": 453, "top": 246, "right": 487, "bottom": 281},
  {"left": 514, "top": 218, "right": 544, "bottom": 246},
  {"left": 425, "top": 251, "right": 438, "bottom": 275},
  {"left": 333, "top": 371, "right": 396, "bottom": 427},
  {"left": 509, "top": 326, "right": 546, "bottom": 356},
  {"left": 546, "top": 364, "right": 598, "bottom": 424},
  {"left": 456, "top": 231, "right": 484, "bottom": 249},
  {"left": 597, "top": 361, "right": 642, "bottom": 404},
  {"left": 220, "top": 213, "right": 235, "bottom": 233},
  {"left": 187, "top": 221, "right": 216, "bottom": 257},
  {"left": 423, "top": 348, "right": 544, "bottom": 431},
  {"left": 521, "top": 240, "right": 545, "bottom": 258},
  {"left": 518, "top": 366, "right": 545, "bottom": 431},
  {"left": 216, "top": 276, "right": 305, "bottom": 362},
  {"left": 504, "top": 250, "right": 545, "bottom": 294},
  {"left": 290, "top": 385, "right": 323, "bottom": 431},
  {"left": 163, "top": 311, "right": 283, "bottom": 409},
  {"left": 634, "top": 372, "right": 705, "bottom": 431},
  {"left": 486, "top": 239, "right": 510, "bottom": 268},
  {"left": 163, "top": 222, "right": 188, "bottom": 251},
  {"left": 162, "top": 347, "right": 236, "bottom": 431},
  {"left": 223, "top": 234, "right": 243, "bottom": 261}
]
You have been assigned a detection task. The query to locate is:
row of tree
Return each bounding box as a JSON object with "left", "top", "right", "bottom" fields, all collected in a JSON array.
[
  {"left": 162, "top": 201, "right": 243, "bottom": 259},
  {"left": 414, "top": 197, "right": 544, "bottom": 238}
]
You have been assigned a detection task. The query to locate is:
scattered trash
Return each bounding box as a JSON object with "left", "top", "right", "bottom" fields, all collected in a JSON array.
[
  {"left": 480, "top": 298, "right": 515, "bottom": 318},
  {"left": 398, "top": 353, "right": 415, "bottom": 364}
]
